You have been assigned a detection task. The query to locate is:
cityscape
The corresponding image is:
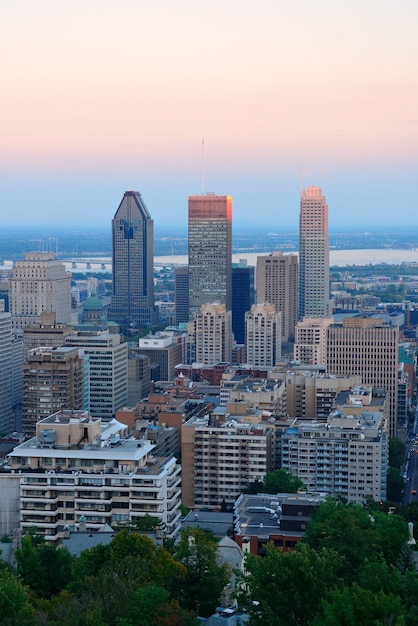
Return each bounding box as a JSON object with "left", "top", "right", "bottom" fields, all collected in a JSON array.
[{"left": 2, "top": 0, "right": 418, "bottom": 623}]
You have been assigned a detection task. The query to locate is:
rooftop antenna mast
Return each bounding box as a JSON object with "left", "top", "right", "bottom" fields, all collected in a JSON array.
[{"left": 201, "top": 137, "right": 205, "bottom": 195}]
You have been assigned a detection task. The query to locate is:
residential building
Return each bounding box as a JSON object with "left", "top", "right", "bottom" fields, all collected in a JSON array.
[
  {"left": 0, "top": 302, "right": 13, "bottom": 434},
  {"left": 282, "top": 410, "right": 388, "bottom": 503},
  {"left": 298, "top": 186, "right": 330, "bottom": 318},
  {"left": 256, "top": 251, "right": 298, "bottom": 342},
  {"left": 294, "top": 317, "right": 333, "bottom": 366},
  {"left": 232, "top": 262, "right": 255, "bottom": 345},
  {"left": 182, "top": 408, "right": 274, "bottom": 510},
  {"left": 326, "top": 317, "right": 399, "bottom": 437},
  {"left": 188, "top": 194, "right": 232, "bottom": 320},
  {"left": 108, "top": 190, "right": 158, "bottom": 327},
  {"left": 245, "top": 303, "right": 281, "bottom": 368},
  {"left": 8, "top": 410, "right": 182, "bottom": 541},
  {"left": 23, "top": 312, "right": 73, "bottom": 359},
  {"left": 65, "top": 330, "right": 128, "bottom": 421},
  {"left": 195, "top": 303, "right": 233, "bottom": 366},
  {"left": 10, "top": 252, "right": 72, "bottom": 330}
]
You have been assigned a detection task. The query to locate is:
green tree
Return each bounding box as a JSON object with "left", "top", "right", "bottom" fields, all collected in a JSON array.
[
  {"left": 390, "top": 438, "right": 406, "bottom": 469},
  {"left": 117, "top": 586, "right": 198, "bottom": 626},
  {"left": 238, "top": 542, "right": 342, "bottom": 626},
  {"left": 0, "top": 567, "right": 34, "bottom": 625},
  {"left": 387, "top": 466, "right": 405, "bottom": 503},
  {"left": 174, "top": 528, "right": 229, "bottom": 618},
  {"left": 263, "top": 469, "right": 305, "bottom": 494}
]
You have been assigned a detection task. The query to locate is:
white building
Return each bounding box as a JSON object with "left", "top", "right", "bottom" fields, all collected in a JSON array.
[
  {"left": 294, "top": 316, "right": 333, "bottom": 366},
  {"left": 282, "top": 410, "right": 387, "bottom": 503},
  {"left": 194, "top": 303, "right": 233, "bottom": 366},
  {"left": 245, "top": 303, "right": 281, "bottom": 368},
  {"left": 65, "top": 331, "right": 128, "bottom": 421},
  {"left": 7, "top": 410, "right": 182, "bottom": 542}
]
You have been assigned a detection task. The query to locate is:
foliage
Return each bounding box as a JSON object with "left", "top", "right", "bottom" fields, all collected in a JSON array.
[
  {"left": 174, "top": 528, "right": 230, "bottom": 618},
  {"left": 387, "top": 466, "right": 405, "bottom": 503},
  {"left": 390, "top": 438, "right": 406, "bottom": 469},
  {"left": 116, "top": 586, "right": 198, "bottom": 626},
  {"left": 0, "top": 567, "right": 34, "bottom": 625},
  {"left": 246, "top": 470, "right": 305, "bottom": 495}
]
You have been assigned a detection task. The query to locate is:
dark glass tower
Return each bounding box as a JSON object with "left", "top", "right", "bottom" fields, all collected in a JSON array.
[
  {"left": 232, "top": 263, "right": 255, "bottom": 344},
  {"left": 109, "top": 191, "right": 158, "bottom": 327}
]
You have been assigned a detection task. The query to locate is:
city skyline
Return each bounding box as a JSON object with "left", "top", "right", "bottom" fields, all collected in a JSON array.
[{"left": 1, "top": 1, "right": 417, "bottom": 228}]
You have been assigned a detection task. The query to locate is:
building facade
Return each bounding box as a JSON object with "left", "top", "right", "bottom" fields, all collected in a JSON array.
[
  {"left": 188, "top": 194, "right": 232, "bottom": 320},
  {"left": 232, "top": 262, "right": 255, "bottom": 345},
  {"left": 8, "top": 411, "right": 182, "bottom": 541},
  {"left": 65, "top": 331, "right": 128, "bottom": 421},
  {"left": 0, "top": 302, "right": 13, "bottom": 434},
  {"left": 293, "top": 317, "right": 333, "bottom": 366},
  {"left": 298, "top": 186, "right": 330, "bottom": 318},
  {"left": 136, "top": 332, "right": 183, "bottom": 381},
  {"left": 174, "top": 266, "right": 189, "bottom": 325},
  {"left": 194, "top": 303, "right": 233, "bottom": 366},
  {"left": 326, "top": 317, "right": 399, "bottom": 437},
  {"left": 10, "top": 253, "right": 72, "bottom": 330},
  {"left": 245, "top": 303, "right": 281, "bottom": 368},
  {"left": 256, "top": 252, "right": 298, "bottom": 342},
  {"left": 109, "top": 191, "right": 158, "bottom": 327}
]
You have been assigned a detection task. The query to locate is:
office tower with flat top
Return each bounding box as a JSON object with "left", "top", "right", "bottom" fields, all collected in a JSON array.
[
  {"left": 299, "top": 186, "right": 330, "bottom": 318},
  {"left": 109, "top": 191, "right": 158, "bottom": 327},
  {"left": 188, "top": 194, "right": 232, "bottom": 320}
]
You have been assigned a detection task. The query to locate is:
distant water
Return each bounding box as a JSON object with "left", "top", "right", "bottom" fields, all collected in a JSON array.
[{"left": 155, "top": 248, "right": 418, "bottom": 268}]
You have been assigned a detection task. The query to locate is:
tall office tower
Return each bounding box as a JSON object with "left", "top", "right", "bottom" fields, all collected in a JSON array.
[
  {"left": 299, "top": 186, "right": 330, "bottom": 318},
  {"left": 188, "top": 194, "right": 232, "bottom": 320},
  {"left": 10, "top": 252, "right": 72, "bottom": 331},
  {"left": 326, "top": 317, "right": 399, "bottom": 437},
  {"left": 109, "top": 190, "right": 158, "bottom": 327},
  {"left": 194, "top": 303, "right": 233, "bottom": 366},
  {"left": 294, "top": 316, "right": 333, "bottom": 366},
  {"left": 174, "top": 266, "right": 189, "bottom": 324},
  {"left": 0, "top": 301, "right": 13, "bottom": 433},
  {"left": 245, "top": 303, "right": 281, "bottom": 368},
  {"left": 256, "top": 251, "right": 298, "bottom": 342},
  {"left": 66, "top": 330, "right": 128, "bottom": 421},
  {"left": 232, "top": 261, "right": 255, "bottom": 345},
  {"left": 22, "top": 346, "right": 88, "bottom": 438}
]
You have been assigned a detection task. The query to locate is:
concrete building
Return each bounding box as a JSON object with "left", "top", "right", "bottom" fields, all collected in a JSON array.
[
  {"left": 220, "top": 375, "right": 287, "bottom": 418},
  {"left": 23, "top": 312, "right": 73, "bottom": 359},
  {"left": 136, "top": 332, "right": 183, "bottom": 381},
  {"left": 65, "top": 331, "right": 128, "bottom": 421},
  {"left": 232, "top": 262, "right": 255, "bottom": 345},
  {"left": 326, "top": 317, "right": 399, "bottom": 437},
  {"left": 182, "top": 408, "right": 274, "bottom": 510},
  {"left": 10, "top": 252, "right": 72, "bottom": 331},
  {"left": 299, "top": 186, "right": 330, "bottom": 318},
  {"left": 282, "top": 410, "right": 388, "bottom": 503},
  {"left": 195, "top": 303, "right": 233, "bottom": 366},
  {"left": 188, "top": 194, "right": 232, "bottom": 320},
  {"left": 174, "top": 266, "right": 189, "bottom": 324},
  {"left": 127, "top": 351, "right": 151, "bottom": 405},
  {"left": 0, "top": 302, "right": 13, "bottom": 434},
  {"left": 22, "top": 346, "right": 88, "bottom": 438},
  {"left": 294, "top": 317, "right": 333, "bottom": 366},
  {"left": 7, "top": 410, "right": 182, "bottom": 541},
  {"left": 256, "top": 251, "right": 298, "bottom": 342},
  {"left": 108, "top": 191, "right": 158, "bottom": 327},
  {"left": 245, "top": 303, "right": 281, "bottom": 368}
]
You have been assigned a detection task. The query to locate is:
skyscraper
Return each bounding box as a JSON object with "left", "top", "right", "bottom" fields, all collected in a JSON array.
[
  {"left": 232, "top": 262, "right": 255, "bottom": 345},
  {"left": 256, "top": 251, "right": 298, "bottom": 342},
  {"left": 109, "top": 191, "right": 158, "bottom": 327},
  {"left": 298, "top": 186, "right": 330, "bottom": 318},
  {"left": 245, "top": 303, "right": 281, "bottom": 367},
  {"left": 188, "top": 194, "right": 232, "bottom": 320},
  {"left": 194, "top": 303, "right": 233, "bottom": 366},
  {"left": 0, "top": 301, "right": 13, "bottom": 434}
]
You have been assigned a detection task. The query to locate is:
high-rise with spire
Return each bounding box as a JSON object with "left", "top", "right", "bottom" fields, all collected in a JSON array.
[
  {"left": 188, "top": 193, "right": 232, "bottom": 320},
  {"left": 298, "top": 186, "right": 330, "bottom": 318},
  {"left": 109, "top": 191, "right": 158, "bottom": 327}
]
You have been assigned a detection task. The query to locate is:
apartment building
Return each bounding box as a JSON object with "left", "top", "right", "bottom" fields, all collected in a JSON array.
[
  {"left": 294, "top": 317, "right": 333, "bottom": 366},
  {"left": 8, "top": 410, "right": 182, "bottom": 542},
  {"left": 245, "top": 303, "right": 281, "bottom": 368}
]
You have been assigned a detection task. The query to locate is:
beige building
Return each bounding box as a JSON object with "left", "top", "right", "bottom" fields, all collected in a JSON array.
[
  {"left": 282, "top": 409, "right": 388, "bottom": 503},
  {"left": 135, "top": 332, "right": 183, "bottom": 381},
  {"left": 326, "top": 317, "right": 399, "bottom": 437},
  {"left": 299, "top": 186, "right": 330, "bottom": 318},
  {"left": 23, "top": 312, "right": 73, "bottom": 359},
  {"left": 10, "top": 252, "right": 72, "bottom": 330},
  {"left": 245, "top": 303, "right": 281, "bottom": 368},
  {"left": 182, "top": 407, "right": 274, "bottom": 510},
  {"left": 194, "top": 303, "right": 233, "bottom": 366},
  {"left": 256, "top": 251, "right": 298, "bottom": 342},
  {"left": 294, "top": 317, "right": 333, "bottom": 366},
  {"left": 8, "top": 410, "right": 182, "bottom": 542}
]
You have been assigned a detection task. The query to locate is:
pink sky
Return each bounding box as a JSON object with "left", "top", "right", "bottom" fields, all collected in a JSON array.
[{"left": 1, "top": 0, "right": 418, "bottom": 226}]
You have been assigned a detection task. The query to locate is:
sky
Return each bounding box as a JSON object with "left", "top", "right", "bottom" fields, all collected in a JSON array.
[{"left": 1, "top": 0, "right": 418, "bottom": 229}]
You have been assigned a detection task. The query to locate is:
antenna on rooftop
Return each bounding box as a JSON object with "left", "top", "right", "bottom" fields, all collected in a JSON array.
[{"left": 201, "top": 137, "right": 205, "bottom": 195}]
